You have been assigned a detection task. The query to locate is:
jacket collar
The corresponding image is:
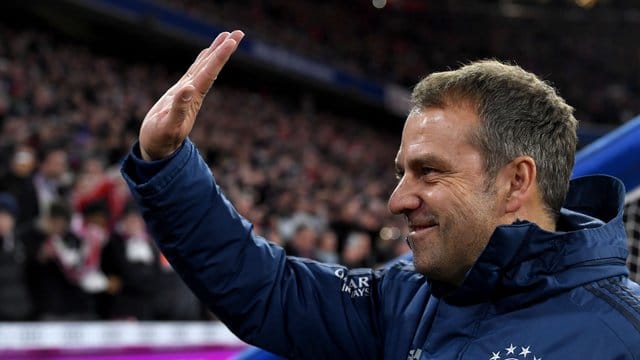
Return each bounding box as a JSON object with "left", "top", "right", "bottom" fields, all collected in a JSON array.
[{"left": 432, "top": 175, "right": 629, "bottom": 307}]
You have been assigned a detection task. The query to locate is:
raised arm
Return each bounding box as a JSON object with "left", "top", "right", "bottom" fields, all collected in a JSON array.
[{"left": 121, "top": 32, "right": 383, "bottom": 358}]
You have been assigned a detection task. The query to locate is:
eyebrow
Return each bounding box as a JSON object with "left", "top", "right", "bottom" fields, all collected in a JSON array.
[{"left": 396, "top": 153, "right": 451, "bottom": 172}]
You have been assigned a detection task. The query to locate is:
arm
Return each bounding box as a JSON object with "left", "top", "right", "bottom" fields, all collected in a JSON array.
[{"left": 121, "top": 31, "right": 382, "bottom": 358}]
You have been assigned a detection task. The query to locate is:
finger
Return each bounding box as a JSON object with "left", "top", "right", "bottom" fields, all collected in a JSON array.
[
  {"left": 189, "top": 32, "right": 235, "bottom": 77},
  {"left": 169, "top": 84, "right": 196, "bottom": 123},
  {"left": 227, "top": 30, "right": 245, "bottom": 44},
  {"left": 177, "top": 32, "right": 231, "bottom": 86},
  {"left": 192, "top": 31, "right": 244, "bottom": 95},
  {"left": 191, "top": 32, "right": 231, "bottom": 75},
  {"left": 209, "top": 31, "right": 233, "bottom": 52},
  {"left": 196, "top": 30, "right": 244, "bottom": 76}
]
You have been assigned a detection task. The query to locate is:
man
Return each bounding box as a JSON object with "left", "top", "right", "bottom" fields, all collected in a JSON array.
[
  {"left": 100, "top": 202, "right": 202, "bottom": 320},
  {"left": 121, "top": 31, "right": 640, "bottom": 358},
  {"left": 33, "top": 146, "right": 69, "bottom": 219},
  {"left": 0, "top": 192, "right": 33, "bottom": 320},
  {"left": 21, "top": 201, "right": 97, "bottom": 320},
  {"left": 0, "top": 145, "right": 40, "bottom": 226}
]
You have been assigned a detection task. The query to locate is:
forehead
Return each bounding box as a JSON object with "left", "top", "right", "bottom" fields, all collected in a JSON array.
[{"left": 396, "top": 105, "right": 480, "bottom": 163}]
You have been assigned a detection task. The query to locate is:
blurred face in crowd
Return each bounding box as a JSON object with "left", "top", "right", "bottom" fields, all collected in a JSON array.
[
  {"left": 86, "top": 212, "right": 109, "bottom": 230},
  {"left": 388, "top": 105, "right": 505, "bottom": 285},
  {"left": 318, "top": 230, "right": 338, "bottom": 252},
  {"left": 292, "top": 226, "right": 317, "bottom": 256},
  {"left": 0, "top": 211, "right": 15, "bottom": 236},
  {"left": 120, "top": 211, "right": 146, "bottom": 237},
  {"left": 47, "top": 215, "right": 69, "bottom": 236},
  {"left": 342, "top": 232, "right": 371, "bottom": 266},
  {"left": 41, "top": 150, "right": 68, "bottom": 180},
  {"left": 11, "top": 146, "right": 36, "bottom": 177}
]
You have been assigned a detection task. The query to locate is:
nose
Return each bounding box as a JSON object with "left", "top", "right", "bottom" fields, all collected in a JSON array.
[{"left": 388, "top": 178, "right": 421, "bottom": 215}]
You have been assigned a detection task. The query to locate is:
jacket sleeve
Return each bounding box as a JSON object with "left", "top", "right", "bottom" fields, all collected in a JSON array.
[{"left": 121, "top": 139, "right": 383, "bottom": 358}]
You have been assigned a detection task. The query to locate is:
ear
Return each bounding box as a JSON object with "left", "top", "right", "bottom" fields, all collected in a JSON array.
[{"left": 500, "top": 156, "right": 537, "bottom": 214}]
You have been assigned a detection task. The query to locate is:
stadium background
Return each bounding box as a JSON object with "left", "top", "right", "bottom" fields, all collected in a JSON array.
[{"left": 0, "top": 0, "right": 638, "bottom": 359}]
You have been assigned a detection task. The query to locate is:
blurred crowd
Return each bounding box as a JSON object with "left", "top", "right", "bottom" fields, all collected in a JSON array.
[
  {"left": 0, "top": 25, "right": 408, "bottom": 321},
  {"left": 162, "top": 0, "right": 640, "bottom": 125}
]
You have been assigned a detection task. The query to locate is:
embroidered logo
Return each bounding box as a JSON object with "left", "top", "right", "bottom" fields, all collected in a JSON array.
[
  {"left": 334, "top": 268, "right": 371, "bottom": 298},
  {"left": 489, "top": 343, "right": 542, "bottom": 360},
  {"left": 407, "top": 348, "right": 422, "bottom": 360}
]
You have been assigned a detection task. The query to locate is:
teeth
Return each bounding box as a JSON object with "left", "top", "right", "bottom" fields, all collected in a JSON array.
[{"left": 411, "top": 223, "right": 437, "bottom": 231}]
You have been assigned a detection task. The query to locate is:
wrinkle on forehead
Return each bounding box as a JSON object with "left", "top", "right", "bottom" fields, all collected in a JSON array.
[
  {"left": 408, "top": 105, "right": 478, "bottom": 137},
  {"left": 404, "top": 107, "right": 450, "bottom": 143},
  {"left": 397, "top": 109, "right": 441, "bottom": 164},
  {"left": 398, "top": 105, "right": 479, "bottom": 164},
  {"left": 408, "top": 107, "right": 445, "bottom": 126}
]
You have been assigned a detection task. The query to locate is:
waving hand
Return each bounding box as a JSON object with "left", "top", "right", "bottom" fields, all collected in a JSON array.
[{"left": 139, "top": 30, "right": 245, "bottom": 160}]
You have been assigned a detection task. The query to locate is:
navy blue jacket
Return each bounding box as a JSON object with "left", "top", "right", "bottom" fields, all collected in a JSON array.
[{"left": 122, "top": 139, "right": 640, "bottom": 359}]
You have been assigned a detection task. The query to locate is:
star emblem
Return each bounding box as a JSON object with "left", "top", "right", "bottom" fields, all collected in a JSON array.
[{"left": 491, "top": 342, "right": 542, "bottom": 360}]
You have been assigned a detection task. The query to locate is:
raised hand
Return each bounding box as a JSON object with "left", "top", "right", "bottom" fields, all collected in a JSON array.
[{"left": 139, "top": 30, "right": 245, "bottom": 160}]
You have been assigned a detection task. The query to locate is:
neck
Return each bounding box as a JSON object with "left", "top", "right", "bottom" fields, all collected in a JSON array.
[{"left": 513, "top": 207, "right": 556, "bottom": 232}]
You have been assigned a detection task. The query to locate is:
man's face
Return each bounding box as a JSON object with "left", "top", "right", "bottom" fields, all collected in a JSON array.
[{"left": 388, "top": 105, "right": 505, "bottom": 285}]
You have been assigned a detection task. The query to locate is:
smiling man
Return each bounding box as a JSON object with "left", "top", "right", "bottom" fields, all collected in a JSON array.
[
  {"left": 389, "top": 61, "right": 572, "bottom": 288},
  {"left": 121, "top": 32, "right": 640, "bottom": 359},
  {"left": 391, "top": 105, "right": 501, "bottom": 284}
]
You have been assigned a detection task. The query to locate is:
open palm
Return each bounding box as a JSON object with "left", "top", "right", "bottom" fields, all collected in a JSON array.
[{"left": 139, "top": 30, "right": 244, "bottom": 160}]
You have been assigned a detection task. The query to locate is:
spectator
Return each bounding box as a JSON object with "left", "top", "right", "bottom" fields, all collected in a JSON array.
[
  {"left": 100, "top": 202, "right": 201, "bottom": 320},
  {"left": 71, "top": 156, "right": 129, "bottom": 230},
  {"left": 70, "top": 200, "right": 113, "bottom": 296},
  {"left": 33, "top": 146, "right": 70, "bottom": 219},
  {"left": 314, "top": 229, "right": 339, "bottom": 264},
  {"left": 21, "top": 202, "right": 96, "bottom": 320},
  {"left": 0, "top": 145, "right": 40, "bottom": 226},
  {"left": 0, "top": 192, "right": 33, "bottom": 320},
  {"left": 284, "top": 224, "right": 318, "bottom": 259},
  {"left": 341, "top": 231, "right": 374, "bottom": 269}
]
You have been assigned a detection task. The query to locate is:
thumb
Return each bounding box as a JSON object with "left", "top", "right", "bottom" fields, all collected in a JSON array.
[{"left": 171, "top": 84, "right": 196, "bottom": 122}]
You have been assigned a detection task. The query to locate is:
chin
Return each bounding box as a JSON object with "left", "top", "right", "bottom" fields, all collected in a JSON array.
[
  {"left": 413, "top": 260, "right": 460, "bottom": 284},
  {"left": 412, "top": 259, "right": 431, "bottom": 276}
]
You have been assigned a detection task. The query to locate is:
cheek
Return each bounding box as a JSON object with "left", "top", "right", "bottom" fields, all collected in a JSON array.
[
  {"left": 425, "top": 184, "right": 469, "bottom": 219},
  {"left": 437, "top": 188, "right": 496, "bottom": 245}
]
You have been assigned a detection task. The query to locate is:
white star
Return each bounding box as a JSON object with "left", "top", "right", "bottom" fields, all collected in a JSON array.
[
  {"left": 533, "top": 357, "right": 541, "bottom": 360},
  {"left": 505, "top": 344, "right": 517, "bottom": 355},
  {"left": 519, "top": 346, "right": 531, "bottom": 357},
  {"left": 490, "top": 351, "right": 501, "bottom": 360}
]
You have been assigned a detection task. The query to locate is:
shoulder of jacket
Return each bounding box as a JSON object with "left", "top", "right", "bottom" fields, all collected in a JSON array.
[{"left": 580, "top": 277, "right": 640, "bottom": 356}]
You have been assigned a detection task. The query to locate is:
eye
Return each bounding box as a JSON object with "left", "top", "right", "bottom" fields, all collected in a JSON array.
[{"left": 420, "top": 167, "right": 436, "bottom": 177}]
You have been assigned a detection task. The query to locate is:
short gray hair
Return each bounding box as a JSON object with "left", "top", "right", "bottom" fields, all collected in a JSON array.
[{"left": 411, "top": 60, "right": 577, "bottom": 219}]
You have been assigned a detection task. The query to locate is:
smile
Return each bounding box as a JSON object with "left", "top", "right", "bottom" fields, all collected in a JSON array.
[{"left": 409, "top": 224, "right": 438, "bottom": 236}]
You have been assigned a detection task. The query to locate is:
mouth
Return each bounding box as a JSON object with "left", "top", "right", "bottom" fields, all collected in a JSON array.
[{"left": 409, "top": 223, "right": 438, "bottom": 235}]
